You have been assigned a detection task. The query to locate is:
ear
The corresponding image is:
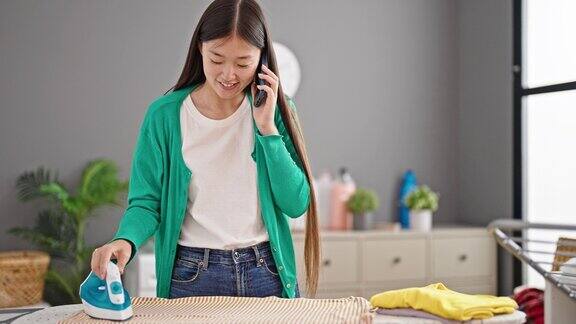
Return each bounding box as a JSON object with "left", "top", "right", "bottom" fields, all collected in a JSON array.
[{"left": 197, "top": 42, "right": 203, "bottom": 55}]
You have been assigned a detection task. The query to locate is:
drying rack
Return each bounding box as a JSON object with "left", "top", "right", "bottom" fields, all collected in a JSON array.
[{"left": 488, "top": 219, "right": 576, "bottom": 323}]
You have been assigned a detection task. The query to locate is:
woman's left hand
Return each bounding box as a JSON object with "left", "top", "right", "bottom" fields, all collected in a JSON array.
[{"left": 251, "top": 64, "right": 279, "bottom": 136}]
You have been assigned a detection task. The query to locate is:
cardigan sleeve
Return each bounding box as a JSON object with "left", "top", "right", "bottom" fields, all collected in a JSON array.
[
  {"left": 111, "top": 123, "right": 163, "bottom": 264},
  {"left": 256, "top": 97, "right": 310, "bottom": 218}
]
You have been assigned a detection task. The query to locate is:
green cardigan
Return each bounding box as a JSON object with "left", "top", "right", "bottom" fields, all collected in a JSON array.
[{"left": 112, "top": 84, "right": 310, "bottom": 299}]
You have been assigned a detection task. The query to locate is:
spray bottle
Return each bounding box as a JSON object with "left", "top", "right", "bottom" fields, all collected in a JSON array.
[
  {"left": 329, "top": 167, "right": 356, "bottom": 230},
  {"left": 398, "top": 169, "right": 417, "bottom": 229}
]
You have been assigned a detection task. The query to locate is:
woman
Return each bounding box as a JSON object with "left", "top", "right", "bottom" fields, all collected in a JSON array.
[{"left": 90, "top": 0, "right": 319, "bottom": 299}]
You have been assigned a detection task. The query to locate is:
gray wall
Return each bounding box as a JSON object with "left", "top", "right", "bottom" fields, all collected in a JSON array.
[
  {"left": 1, "top": 0, "right": 514, "bottom": 294},
  {"left": 270, "top": 0, "right": 460, "bottom": 227},
  {"left": 1, "top": 0, "right": 461, "bottom": 249},
  {"left": 458, "top": 0, "right": 513, "bottom": 227},
  {"left": 457, "top": 0, "right": 514, "bottom": 295}
]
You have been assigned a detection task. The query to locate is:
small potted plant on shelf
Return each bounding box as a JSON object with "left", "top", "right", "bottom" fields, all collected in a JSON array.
[
  {"left": 346, "top": 188, "right": 380, "bottom": 230},
  {"left": 404, "top": 185, "right": 439, "bottom": 231}
]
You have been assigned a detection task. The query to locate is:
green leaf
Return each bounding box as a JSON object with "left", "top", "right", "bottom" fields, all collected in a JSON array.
[
  {"left": 346, "top": 188, "right": 380, "bottom": 214},
  {"left": 79, "top": 159, "right": 128, "bottom": 209},
  {"left": 404, "top": 185, "right": 440, "bottom": 212},
  {"left": 8, "top": 227, "right": 69, "bottom": 257},
  {"left": 39, "top": 182, "right": 70, "bottom": 202},
  {"left": 16, "top": 167, "right": 59, "bottom": 201},
  {"left": 61, "top": 197, "right": 87, "bottom": 221}
]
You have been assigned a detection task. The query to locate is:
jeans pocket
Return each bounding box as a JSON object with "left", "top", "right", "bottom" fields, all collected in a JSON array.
[
  {"left": 171, "top": 257, "right": 202, "bottom": 283},
  {"left": 262, "top": 256, "right": 280, "bottom": 277}
]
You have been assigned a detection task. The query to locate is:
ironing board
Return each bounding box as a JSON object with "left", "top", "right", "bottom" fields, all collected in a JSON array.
[
  {"left": 9, "top": 299, "right": 526, "bottom": 324},
  {"left": 48, "top": 296, "right": 372, "bottom": 323}
]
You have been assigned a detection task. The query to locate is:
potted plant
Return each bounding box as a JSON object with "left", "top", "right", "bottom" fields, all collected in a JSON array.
[
  {"left": 7, "top": 159, "right": 128, "bottom": 305},
  {"left": 403, "top": 185, "right": 439, "bottom": 231},
  {"left": 346, "top": 188, "right": 380, "bottom": 230}
]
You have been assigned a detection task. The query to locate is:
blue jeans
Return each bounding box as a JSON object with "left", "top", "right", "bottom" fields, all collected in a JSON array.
[{"left": 169, "top": 241, "right": 300, "bottom": 298}]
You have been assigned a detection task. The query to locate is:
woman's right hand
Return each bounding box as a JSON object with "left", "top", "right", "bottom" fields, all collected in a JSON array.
[{"left": 90, "top": 239, "right": 132, "bottom": 279}]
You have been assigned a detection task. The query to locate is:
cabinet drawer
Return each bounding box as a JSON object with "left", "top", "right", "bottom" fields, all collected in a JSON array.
[
  {"left": 363, "top": 238, "right": 427, "bottom": 282},
  {"left": 294, "top": 238, "right": 358, "bottom": 285},
  {"left": 432, "top": 237, "right": 495, "bottom": 278}
]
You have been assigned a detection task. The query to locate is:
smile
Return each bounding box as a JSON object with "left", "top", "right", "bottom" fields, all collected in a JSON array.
[{"left": 219, "top": 81, "right": 239, "bottom": 90}]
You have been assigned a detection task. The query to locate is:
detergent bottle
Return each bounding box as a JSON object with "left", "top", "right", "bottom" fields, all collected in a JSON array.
[
  {"left": 398, "top": 169, "right": 417, "bottom": 229},
  {"left": 329, "top": 167, "right": 356, "bottom": 231}
]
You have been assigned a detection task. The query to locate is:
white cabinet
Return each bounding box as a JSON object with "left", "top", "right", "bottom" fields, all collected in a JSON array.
[
  {"left": 292, "top": 227, "right": 497, "bottom": 299},
  {"left": 126, "top": 227, "right": 497, "bottom": 299}
]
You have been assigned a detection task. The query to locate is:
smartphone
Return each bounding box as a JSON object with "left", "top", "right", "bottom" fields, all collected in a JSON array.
[{"left": 254, "top": 52, "right": 269, "bottom": 107}]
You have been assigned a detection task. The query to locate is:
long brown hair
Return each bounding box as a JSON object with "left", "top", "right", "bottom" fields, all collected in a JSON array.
[{"left": 165, "top": 0, "right": 319, "bottom": 297}]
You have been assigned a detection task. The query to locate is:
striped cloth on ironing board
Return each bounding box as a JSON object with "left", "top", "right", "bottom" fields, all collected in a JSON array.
[{"left": 59, "top": 295, "right": 375, "bottom": 324}]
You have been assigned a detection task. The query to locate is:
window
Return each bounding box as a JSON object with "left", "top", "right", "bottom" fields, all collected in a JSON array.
[
  {"left": 514, "top": 0, "right": 576, "bottom": 288},
  {"left": 525, "top": 1, "right": 576, "bottom": 87}
]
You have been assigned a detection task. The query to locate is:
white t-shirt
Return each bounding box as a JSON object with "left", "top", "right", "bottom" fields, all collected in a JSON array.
[{"left": 177, "top": 93, "right": 269, "bottom": 249}]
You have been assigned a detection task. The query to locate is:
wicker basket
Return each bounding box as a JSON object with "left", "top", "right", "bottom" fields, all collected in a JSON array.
[
  {"left": 552, "top": 237, "right": 576, "bottom": 272},
  {"left": 0, "top": 251, "right": 50, "bottom": 307}
]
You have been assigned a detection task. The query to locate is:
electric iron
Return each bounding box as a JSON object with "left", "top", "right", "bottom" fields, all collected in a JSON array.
[{"left": 79, "top": 261, "right": 133, "bottom": 321}]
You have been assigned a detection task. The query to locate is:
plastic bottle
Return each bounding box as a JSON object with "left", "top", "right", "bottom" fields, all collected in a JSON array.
[
  {"left": 291, "top": 170, "right": 335, "bottom": 232},
  {"left": 329, "top": 167, "right": 356, "bottom": 231},
  {"left": 398, "top": 169, "right": 417, "bottom": 229}
]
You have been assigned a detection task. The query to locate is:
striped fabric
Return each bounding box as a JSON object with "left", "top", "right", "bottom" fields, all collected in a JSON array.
[{"left": 60, "top": 296, "right": 374, "bottom": 323}]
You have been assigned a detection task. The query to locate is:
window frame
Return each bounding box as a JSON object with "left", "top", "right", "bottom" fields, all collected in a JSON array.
[{"left": 512, "top": 0, "right": 576, "bottom": 287}]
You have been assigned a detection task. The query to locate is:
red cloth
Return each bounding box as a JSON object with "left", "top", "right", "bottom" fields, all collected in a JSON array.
[{"left": 513, "top": 287, "right": 543, "bottom": 324}]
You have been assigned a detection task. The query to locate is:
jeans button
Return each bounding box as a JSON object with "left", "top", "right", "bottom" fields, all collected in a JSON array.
[{"left": 234, "top": 251, "right": 239, "bottom": 258}]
